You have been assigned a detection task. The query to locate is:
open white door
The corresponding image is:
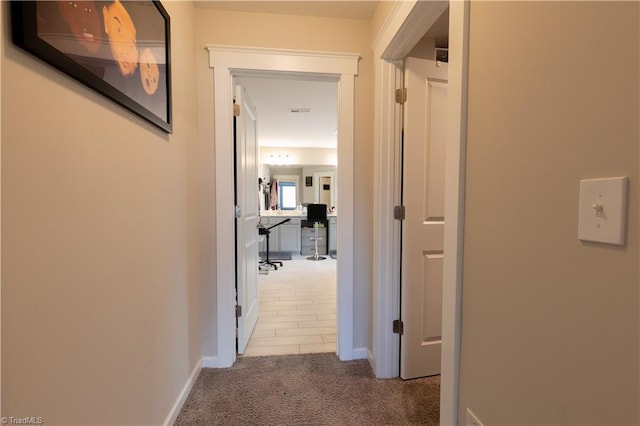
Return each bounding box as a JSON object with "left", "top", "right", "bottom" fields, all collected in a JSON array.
[
  {"left": 400, "top": 58, "right": 448, "bottom": 379},
  {"left": 234, "top": 83, "right": 260, "bottom": 354}
]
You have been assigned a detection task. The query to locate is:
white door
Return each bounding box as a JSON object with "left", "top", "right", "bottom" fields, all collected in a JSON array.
[
  {"left": 235, "top": 83, "right": 260, "bottom": 354},
  {"left": 400, "top": 58, "right": 448, "bottom": 379}
]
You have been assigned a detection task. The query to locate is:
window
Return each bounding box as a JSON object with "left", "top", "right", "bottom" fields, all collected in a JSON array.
[{"left": 279, "top": 182, "right": 297, "bottom": 210}]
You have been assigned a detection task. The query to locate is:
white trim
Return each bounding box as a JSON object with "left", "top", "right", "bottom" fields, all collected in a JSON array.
[
  {"left": 207, "top": 45, "right": 360, "bottom": 64},
  {"left": 367, "top": 348, "right": 376, "bottom": 372},
  {"left": 206, "top": 45, "right": 359, "bottom": 76},
  {"left": 352, "top": 347, "right": 369, "bottom": 360},
  {"left": 371, "top": 1, "right": 469, "bottom": 424},
  {"left": 371, "top": 1, "right": 415, "bottom": 54},
  {"left": 163, "top": 359, "right": 202, "bottom": 426},
  {"left": 202, "top": 356, "right": 218, "bottom": 368},
  {"left": 440, "top": 4, "right": 469, "bottom": 424},
  {"left": 207, "top": 46, "right": 359, "bottom": 367},
  {"left": 335, "top": 69, "right": 356, "bottom": 361},
  {"left": 383, "top": 2, "right": 449, "bottom": 60},
  {"left": 371, "top": 0, "right": 422, "bottom": 381},
  {"left": 371, "top": 58, "right": 403, "bottom": 379}
]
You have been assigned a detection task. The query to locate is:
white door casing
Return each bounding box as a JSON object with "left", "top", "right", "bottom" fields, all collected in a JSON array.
[
  {"left": 207, "top": 46, "right": 359, "bottom": 367},
  {"left": 400, "top": 58, "right": 448, "bottom": 379},
  {"left": 371, "top": 1, "right": 469, "bottom": 424},
  {"left": 235, "top": 83, "right": 260, "bottom": 354}
]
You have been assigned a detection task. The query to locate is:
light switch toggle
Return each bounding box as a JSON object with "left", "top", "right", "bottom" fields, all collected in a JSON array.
[{"left": 592, "top": 203, "right": 604, "bottom": 218}]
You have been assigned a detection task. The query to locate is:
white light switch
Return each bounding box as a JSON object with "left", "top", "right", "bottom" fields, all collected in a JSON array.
[{"left": 578, "top": 177, "right": 628, "bottom": 245}]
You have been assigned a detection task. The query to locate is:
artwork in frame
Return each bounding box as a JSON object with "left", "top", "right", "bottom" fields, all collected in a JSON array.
[{"left": 11, "top": 0, "right": 172, "bottom": 133}]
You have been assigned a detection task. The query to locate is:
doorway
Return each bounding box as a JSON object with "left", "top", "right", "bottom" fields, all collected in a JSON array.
[
  {"left": 207, "top": 46, "right": 360, "bottom": 368},
  {"left": 371, "top": 1, "right": 468, "bottom": 424},
  {"left": 236, "top": 75, "right": 339, "bottom": 357}
]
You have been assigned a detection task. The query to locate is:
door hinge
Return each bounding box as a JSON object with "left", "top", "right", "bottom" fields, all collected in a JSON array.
[
  {"left": 233, "top": 103, "right": 241, "bottom": 117},
  {"left": 235, "top": 205, "right": 241, "bottom": 219},
  {"left": 236, "top": 305, "right": 242, "bottom": 318},
  {"left": 395, "top": 88, "right": 407, "bottom": 104},
  {"left": 393, "top": 319, "right": 403, "bottom": 335},
  {"left": 394, "top": 205, "right": 405, "bottom": 221}
]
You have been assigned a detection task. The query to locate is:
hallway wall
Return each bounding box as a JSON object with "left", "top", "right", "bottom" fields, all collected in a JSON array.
[
  {"left": 195, "top": 8, "right": 374, "bottom": 358},
  {"left": 460, "top": 2, "right": 640, "bottom": 424},
  {"left": 1, "top": 2, "right": 201, "bottom": 424}
]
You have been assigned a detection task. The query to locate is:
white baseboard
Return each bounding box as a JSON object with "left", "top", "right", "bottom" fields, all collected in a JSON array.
[
  {"left": 202, "top": 356, "right": 218, "bottom": 368},
  {"left": 367, "top": 349, "right": 376, "bottom": 373},
  {"left": 352, "top": 347, "right": 368, "bottom": 360},
  {"left": 163, "top": 359, "right": 202, "bottom": 426}
]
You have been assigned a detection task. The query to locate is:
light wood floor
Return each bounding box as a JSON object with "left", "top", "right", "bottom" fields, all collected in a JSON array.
[{"left": 242, "top": 253, "right": 337, "bottom": 357}]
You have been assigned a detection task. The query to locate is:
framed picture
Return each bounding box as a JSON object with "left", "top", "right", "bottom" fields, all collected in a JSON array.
[
  {"left": 11, "top": 0, "right": 172, "bottom": 133},
  {"left": 305, "top": 176, "right": 313, "bottom": 187}
]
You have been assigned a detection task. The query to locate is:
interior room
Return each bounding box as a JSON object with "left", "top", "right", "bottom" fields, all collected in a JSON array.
[{"left": 237, "top": 76, "right": 339, "bottom": 357}]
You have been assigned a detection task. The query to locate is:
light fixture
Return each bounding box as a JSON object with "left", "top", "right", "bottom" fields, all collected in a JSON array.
[{"left": 265, "top": 153, "right": 294, "bottom": 165}]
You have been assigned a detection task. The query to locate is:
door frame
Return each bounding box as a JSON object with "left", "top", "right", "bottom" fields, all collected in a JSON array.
[
  {"left": 371, "top": 1, "right": 469, "bottom": 425},
  {"left": 207, "top": 45, "right": 360, "bottom": 368}
]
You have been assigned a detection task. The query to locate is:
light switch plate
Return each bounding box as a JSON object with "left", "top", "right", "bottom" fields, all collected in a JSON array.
[{"left": 578, "top": 177, "right": 628, "bottom": 245}]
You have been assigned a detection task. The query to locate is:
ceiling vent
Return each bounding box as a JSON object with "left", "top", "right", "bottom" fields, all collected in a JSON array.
[{"left": 288, "top": 108, "right": 311, "bottom": 113}]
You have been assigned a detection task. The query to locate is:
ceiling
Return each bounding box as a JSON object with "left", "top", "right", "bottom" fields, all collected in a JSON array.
[
  {"left": 239, "top": 76, "right": 338, "bottom": 149},
  {"left": 195, "top": 1, "right": 379, "bottom": 20}
]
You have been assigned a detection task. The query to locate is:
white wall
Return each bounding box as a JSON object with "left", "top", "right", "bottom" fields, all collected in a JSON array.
[
  {"left": 261, "top": 147, "right": 337, "bottom": 167},
  {"left": 1, "top": 2, "right": 201, "bottom": 424},
  {"left": 407, "top": 37, "right": 436, "bottom": 60}
]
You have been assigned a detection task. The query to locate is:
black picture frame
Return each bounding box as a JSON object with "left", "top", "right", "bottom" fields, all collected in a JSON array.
[{"left": 11, "top": 0, "right": 172, "bottom": 133}]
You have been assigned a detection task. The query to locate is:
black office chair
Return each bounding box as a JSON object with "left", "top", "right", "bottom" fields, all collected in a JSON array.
[{"left": 306, "top": 203, "right": 327, "bottom": 261}]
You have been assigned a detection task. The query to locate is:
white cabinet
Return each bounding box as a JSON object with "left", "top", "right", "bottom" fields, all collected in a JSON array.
[
  {"left": 259, "top": 216, "right": 301, "bottom": 253},
  {"left": 279, "top": 218, "right": 301, "bottom": 252},
  {"left": 259, "top": 215, "right": 337, "bottom": 255},
  {"left": 329, "top": 216, "right": 337, "bottom": 252}
]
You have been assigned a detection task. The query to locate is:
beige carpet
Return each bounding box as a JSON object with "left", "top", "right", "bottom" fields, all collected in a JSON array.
[{"left": 174, "top": 353, "right": 440, "bottom": 425}]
